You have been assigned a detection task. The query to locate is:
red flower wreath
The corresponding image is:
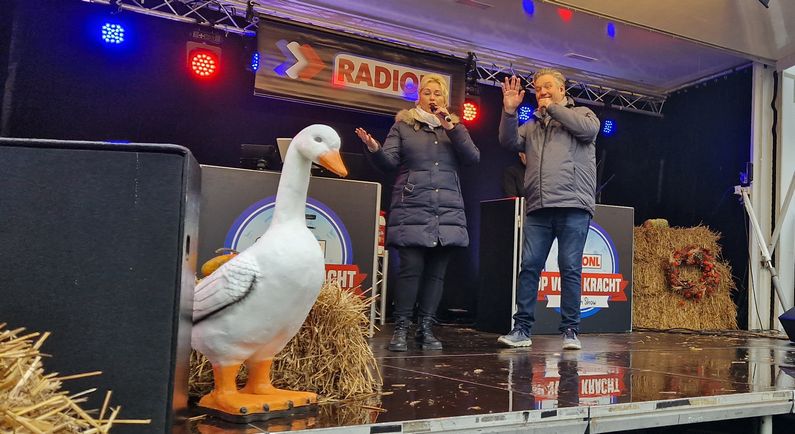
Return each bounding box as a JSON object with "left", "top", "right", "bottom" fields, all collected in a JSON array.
[{"left": 665, "top": 245, "right": 721, "bottom": 301}]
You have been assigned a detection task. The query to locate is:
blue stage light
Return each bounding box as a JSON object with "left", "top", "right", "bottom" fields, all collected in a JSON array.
[
  {"left": 518, "top": 104, "right": 534, "bottom": 124},
  {"left": 101, "top": 23, "right": 125, "bottom": 44},
  {"left": 606, "top": 22, "right": 616, "bottom": 39},
  {"left": 251, "top": 52, "right": 260, "bottom": 71},
  {"left": 522, "top": 0, "right": 535, "bottom": 16},
  {"left": 602, "top": 119, "right": 616, "bottom": 136}
]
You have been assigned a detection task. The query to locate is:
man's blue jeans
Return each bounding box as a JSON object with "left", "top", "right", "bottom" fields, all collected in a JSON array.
[{"left": 513, "top": 207, "right": 591, "bottom": 333}]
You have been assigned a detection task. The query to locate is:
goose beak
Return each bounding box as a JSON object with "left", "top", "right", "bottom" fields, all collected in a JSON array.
[{"left": 318, "top": 150, "right": 348, "bottom": 178}]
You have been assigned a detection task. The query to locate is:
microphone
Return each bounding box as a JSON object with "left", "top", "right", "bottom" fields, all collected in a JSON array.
[{"left": 429, "top": 103, "right": 452, "bottom": 123}]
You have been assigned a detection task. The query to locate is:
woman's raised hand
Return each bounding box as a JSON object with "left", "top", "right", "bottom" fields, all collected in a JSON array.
[{"left": 355, "top": 127, "right": 381, "bottom": 152}]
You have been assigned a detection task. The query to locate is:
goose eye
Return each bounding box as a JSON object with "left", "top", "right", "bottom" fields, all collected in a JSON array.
[{"left": 313, "top": 136, "right": 322, "bottom": 143}]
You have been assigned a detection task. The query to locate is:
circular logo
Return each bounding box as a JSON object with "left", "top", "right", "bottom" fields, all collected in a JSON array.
[
  {"left": 224, "top": 196, "right": 353, "bottom": 264},
  {"left": 544, "top": 221, "right": 619, "bottom": 318}
]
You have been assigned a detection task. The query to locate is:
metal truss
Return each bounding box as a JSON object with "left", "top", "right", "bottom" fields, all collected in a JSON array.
[
  {"left": 473, "top": 62, "right": 666, "bottom": 118},
  {"left": 82, "top": 0, "right": 258, "bottom": 35},
  {"left": 80, "top": 1, "right": 667, "bottom": 116}
]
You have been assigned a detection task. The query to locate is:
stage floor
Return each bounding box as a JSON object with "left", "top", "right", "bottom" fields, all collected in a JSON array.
[{"left": 189, "top": 327, "right": 795, "bottom": 433}]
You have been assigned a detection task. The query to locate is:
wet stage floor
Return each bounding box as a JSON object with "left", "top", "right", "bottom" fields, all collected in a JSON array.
[{"left": 189, "top": 327, "right": 795, "bottom": 433}]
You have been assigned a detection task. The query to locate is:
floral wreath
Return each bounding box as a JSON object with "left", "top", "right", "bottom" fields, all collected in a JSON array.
[{"left": 665, "top": 245, "right": 720, "bottom": 301}]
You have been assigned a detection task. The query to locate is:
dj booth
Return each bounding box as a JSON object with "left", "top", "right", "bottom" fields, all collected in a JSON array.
[
  {"left": 476, "top": 198, "right": 634, "bottom": 335},
  {"left": 198, "top": 165, "right": 382, "bottom": 328}
]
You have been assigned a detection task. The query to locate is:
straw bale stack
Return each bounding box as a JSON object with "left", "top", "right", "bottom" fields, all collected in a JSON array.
[
  {"left": 633, "top": 225, "right": 738, "bottom": 329},
  {"left": 190, "top": 281, "right": 382, "bottom": 402}
]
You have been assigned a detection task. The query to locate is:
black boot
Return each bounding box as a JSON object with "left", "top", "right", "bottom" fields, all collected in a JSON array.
[
  {"left": 415, "top": 316, "right": 443, "bottom": 350},
  {"left": 388, "top": 317, "right": 410, "bottom": 352}
]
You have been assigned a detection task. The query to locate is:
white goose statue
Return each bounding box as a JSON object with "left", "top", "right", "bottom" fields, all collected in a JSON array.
[{"left": 192, "top": 124, "right": 347, "bottom": 421}]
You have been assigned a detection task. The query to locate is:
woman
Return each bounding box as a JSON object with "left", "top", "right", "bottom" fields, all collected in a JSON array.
[{"left": 355, "top": 73, "right": 479, "bottom": 352}]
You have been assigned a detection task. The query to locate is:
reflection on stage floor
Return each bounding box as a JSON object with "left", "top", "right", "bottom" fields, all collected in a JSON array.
[{"left": 187, "top": 327, "right": 795, "bottom": 433}]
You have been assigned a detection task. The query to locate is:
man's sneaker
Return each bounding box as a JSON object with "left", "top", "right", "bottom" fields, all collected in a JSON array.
[
  {"left": 497, "top": 328, "right": 532, "bottom": 347},
  {"left": 562, "top": 328, "right": 581, "bottom": 350}
]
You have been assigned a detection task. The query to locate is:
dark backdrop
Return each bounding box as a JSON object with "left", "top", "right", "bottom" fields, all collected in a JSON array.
[{"left": 0, "top": 0, "right": 751, "bottom": 328}]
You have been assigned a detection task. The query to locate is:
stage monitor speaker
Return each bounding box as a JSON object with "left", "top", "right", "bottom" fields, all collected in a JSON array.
[
  {"left": 0, "top": 138, "right": 199, "bottom": 433},
  {"left": 779, "top": 307, "right": 795, "bottom": 342},
  {"left": 476, "top": 198, "right": 523, "bottom": 334}
]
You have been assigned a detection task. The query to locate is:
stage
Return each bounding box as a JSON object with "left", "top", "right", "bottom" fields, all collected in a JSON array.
[{"left": 188, "top": 328, "right": 795, "bottom": 433}]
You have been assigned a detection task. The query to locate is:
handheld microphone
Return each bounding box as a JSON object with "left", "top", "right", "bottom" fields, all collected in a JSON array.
[{"left": 429, "top": 103, "right": 452, "bottom": 123}]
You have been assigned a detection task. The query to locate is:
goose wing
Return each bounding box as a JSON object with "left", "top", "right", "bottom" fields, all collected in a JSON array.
[{"left": 192, "top": 254, "right": 263, "bottom": 323}]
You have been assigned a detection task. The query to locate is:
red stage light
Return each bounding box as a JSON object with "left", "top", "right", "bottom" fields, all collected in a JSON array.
[
  {"left": 462, "top": 101, "right": 478, "bottom": 122},
  {"left": 186, "top": 41, "right": 222, "bottom": 79},
  {"left": 557, "top": 8, "right": 573, "bottom": 22},
  {"left": 190, "top": 50, "right": 219, "bottom": 78}
]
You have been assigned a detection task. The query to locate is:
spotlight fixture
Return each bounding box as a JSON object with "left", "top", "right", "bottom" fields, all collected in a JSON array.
[
  {"left": 759, "top": 0, "right": 770, "bottom": 8},
  {"left": 606, "top": 22, "right": 616, "bottom": 39},
  {"left": 522, "top": 0, "right": 535, "bottom": 16},
  {"left": 250, "top": 52, "right": 260, "bottom": 72},
  {"left": 187, "top": 41, "right": 222, "bottom": 79},
  {"left": 602, "top": 119, "right": 616, "bottom": 136},
  {"left": 462, "top": 101, "right": 479, "bottom": 122},
  {"left": 518, "top": 104, "right": 534, "bottom": 124},
  {"left": 191, "top": 51, "right": 219, "bottom": 78},
  {"left": 101, "top": 23, "right": 125, "bottom": 44}
]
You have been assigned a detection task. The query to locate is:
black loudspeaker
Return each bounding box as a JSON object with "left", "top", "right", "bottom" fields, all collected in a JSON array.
[
  {"left": 780, "top": 307, "right": 795, "bottom": 342},
  {"left": 476, "top": 198, "right": 523, "bottom": 334},
  {"left": 0, "top": 138, "right": 199, "bottom": 433}
]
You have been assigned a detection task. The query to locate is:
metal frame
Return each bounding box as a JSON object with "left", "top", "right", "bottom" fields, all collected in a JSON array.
[
  {"left": 82, "top": 0, "right": 258, "bottom": 35},
  {"left": 473, "top": 62, "right": 666, "bottom": 117},
  {"left": 282, "top": 390, "right": 793, "bottom": 433},
  {"left": 588, "top": 391, "right": 793, "bottom": 433},
  {"left": 81, "top": 0, "right": 669, "bottom": 117}
]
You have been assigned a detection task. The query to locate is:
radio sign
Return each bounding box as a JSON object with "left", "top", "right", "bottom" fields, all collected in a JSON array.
[{"left": 332, "top": 53, "right": 452, "bottom": 99}]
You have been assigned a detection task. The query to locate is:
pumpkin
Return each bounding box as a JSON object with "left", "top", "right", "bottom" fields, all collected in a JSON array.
[{"left": 200, "top": 248, "right": 239, "bottom": 277}]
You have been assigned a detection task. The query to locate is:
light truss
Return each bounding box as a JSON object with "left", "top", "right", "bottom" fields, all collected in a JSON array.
[
  {"left": 473, "top": 62, "right": 666, "bottom": 118},
  {"left": 80, "top": 1, "right": 667, "bottom": 116},
  {"left": 82, "top": 0, "right": 258, "bottom": 35}
]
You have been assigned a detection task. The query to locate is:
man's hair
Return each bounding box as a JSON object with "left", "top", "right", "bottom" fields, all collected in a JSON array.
[
  {"left": 417, "top": 73, "right": 450, "bottom": 106},
  {"left": 532, "top": 68, "right": 566, "bottom": 87}
]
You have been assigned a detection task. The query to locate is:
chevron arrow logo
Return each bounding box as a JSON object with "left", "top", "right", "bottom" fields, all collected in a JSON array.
[{"left": 274, "top": 40, "right": 325, "bottom": 80}]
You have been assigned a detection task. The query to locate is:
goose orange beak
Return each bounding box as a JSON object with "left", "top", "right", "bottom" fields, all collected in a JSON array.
[{"left": 318, "top": 150, "right": 348, "bottom": 178}]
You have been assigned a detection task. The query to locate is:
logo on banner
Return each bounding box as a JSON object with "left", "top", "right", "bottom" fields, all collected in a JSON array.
[
  {"left": 224, "top": 196, "right": 368, "bottom": 294},
  {"left": 332, "top": 53, "right": 451, "bottom": 100},
  {"left": 274, "top": 40, "right": 325, "bottom": 80},
  {"left": 532, "top": 356, "right": 626, "bottom": 408},
  {"left": 538, "top": 222, "right": 628, "bottom": 318}
]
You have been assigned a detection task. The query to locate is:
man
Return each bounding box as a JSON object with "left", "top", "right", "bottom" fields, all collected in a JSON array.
[
  {"left": 502, "top": 152, "right": 527, "bottom": 198},
  {"left": 497, "top": 69, "right": 600, "bottom": 350}
]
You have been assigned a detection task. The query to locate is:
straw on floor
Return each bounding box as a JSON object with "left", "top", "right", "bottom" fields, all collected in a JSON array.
[{"left": 0, "top": 323, "right": 147, "bottom": 433}]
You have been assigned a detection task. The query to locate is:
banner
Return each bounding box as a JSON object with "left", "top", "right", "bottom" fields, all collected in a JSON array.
[
  {"left": 529, "top": 205, "right": 634, "bottom": 334},
  {"left": 255, "top": 19, "right": 466, "bottom": 115},
  {"left": 199, "top": 166, "right": 381, "bottom": 296}
]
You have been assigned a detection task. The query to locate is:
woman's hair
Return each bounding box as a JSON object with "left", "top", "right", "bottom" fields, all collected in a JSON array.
[
  {"left": 416, "top": 73, "right": 450, "bottom": 106},
  {"left": 532, "top": 68, "right": 566, "bottom": 87}
]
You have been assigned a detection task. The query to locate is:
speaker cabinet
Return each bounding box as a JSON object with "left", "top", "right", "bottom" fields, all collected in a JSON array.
[
  {"left": 0, "top": 138, "right": 199, "bottom": 433},
  {"left": 476, "top": 198, "right": 523, "bottom": 334}
]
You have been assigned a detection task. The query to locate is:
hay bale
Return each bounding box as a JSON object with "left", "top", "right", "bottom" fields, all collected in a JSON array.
[
  {"left": 0, "top": 324, "right": 140, "bottom": 433},
  {"left": 190, "top": 282, "right": 382, "bottom": 402},
  {"left": 633, "top": 225, "right": 738, "bottom": 330}
]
